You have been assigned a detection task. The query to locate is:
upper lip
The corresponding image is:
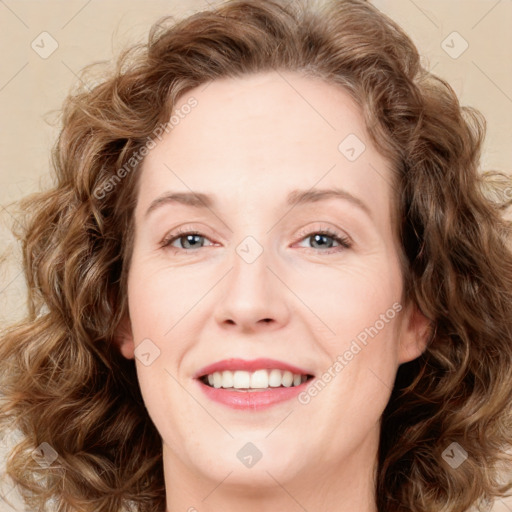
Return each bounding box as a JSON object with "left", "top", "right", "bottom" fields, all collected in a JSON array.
[{"left": 194, "top": 358, "right": 315, "bottom": 379}]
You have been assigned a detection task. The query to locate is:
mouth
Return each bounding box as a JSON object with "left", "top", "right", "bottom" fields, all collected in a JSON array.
[
  {"left": 194, "top": 358, "right": 315, "bottom": 410},
  {"left": 198, "top": 369, "right": 314, "bottom": 391}
]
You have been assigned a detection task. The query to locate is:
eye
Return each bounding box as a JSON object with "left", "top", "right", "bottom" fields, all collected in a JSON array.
[
  {"left": 161, "top": 227, "right": 215, "bottom": 252},
  {"left": 160, "top": 226, "right": 352, "bottom": 254},
  {"left": 294, "top": 227, "right": 352, "bottom": 254}
]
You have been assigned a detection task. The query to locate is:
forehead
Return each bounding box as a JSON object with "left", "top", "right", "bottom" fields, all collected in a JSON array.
[
  {"left": 168, "top": 70, "right": 366, "bottom": 161},
  {"left": 135, "top": 71, "right": 395, "bottom": 228}
]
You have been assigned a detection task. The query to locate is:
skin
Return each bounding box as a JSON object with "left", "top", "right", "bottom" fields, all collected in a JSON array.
[{"left": 115, "top": 70, "right": 431, "bottom": 512}]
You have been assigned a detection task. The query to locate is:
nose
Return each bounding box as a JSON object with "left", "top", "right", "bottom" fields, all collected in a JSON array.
[{"left": 213, "top": 238, "right": 291, "bottom": 333}]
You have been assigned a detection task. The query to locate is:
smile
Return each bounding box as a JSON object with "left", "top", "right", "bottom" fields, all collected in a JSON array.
[
  {"left": 194, "top": 358, "right": 315, "bottom": 410},
  {"left": 201, "top": 369, "right": 311, "bottom": 390}
]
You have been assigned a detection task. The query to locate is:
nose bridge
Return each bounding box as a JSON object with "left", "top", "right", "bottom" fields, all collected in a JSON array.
[{"left": 214, "top": 232, "right": 289, "bottom": 328}]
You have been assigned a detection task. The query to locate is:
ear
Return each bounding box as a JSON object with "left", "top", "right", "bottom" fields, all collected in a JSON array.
[
  {"left": 113, "top": 314, "right": 135, "bottom": 360},
  {"left": 397, "top": 301, "right": 432, "bottom": 364}
]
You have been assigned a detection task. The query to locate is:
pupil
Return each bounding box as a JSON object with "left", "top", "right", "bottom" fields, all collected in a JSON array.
[
  {"left": 184, "top": 234, "right": 201, "bottom": 249},
  {"left": 312, "top": 234, "right": 332, "bottom": 248}
]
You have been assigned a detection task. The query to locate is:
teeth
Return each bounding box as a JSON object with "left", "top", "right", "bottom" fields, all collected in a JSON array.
[
  {"left": 233, "top": 370, "right": 250, "bottom": 389},
  {"left": 204, "top": 369, "right": 308, "bottom": 390},
  {"left": 282, "top": 370, "right": 293, "bottom": 387},
  {"left": 268, "top": 369, "right": 282, "bottom": 387},
  {"left": 250, "top": 369, "right": 268, "bottom": 388},
  {"left": 213, "top": 372, "right": 223, "bottom": 388}
]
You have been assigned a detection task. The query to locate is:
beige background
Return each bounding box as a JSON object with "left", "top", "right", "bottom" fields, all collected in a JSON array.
[{"left": 1, "top": 0, "right": 511, "bottom": 510}]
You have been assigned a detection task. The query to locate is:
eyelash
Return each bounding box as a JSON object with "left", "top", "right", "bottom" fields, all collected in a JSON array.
[{"left": 160, "top": 226, "right": 352, "bottom": 254}]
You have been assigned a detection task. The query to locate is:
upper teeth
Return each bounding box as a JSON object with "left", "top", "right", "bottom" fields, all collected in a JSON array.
[{"left": 205, "top": 369, "right": 307, "bottom": 389}]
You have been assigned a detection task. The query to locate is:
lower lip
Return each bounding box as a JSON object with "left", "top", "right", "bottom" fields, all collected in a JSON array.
[{"left": 196, "top": 378, "right": 312, "bottom": 410}]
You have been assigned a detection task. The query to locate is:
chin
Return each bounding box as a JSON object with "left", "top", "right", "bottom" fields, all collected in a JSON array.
[{"left": 188, "top": 437, "right": 307, "bottom": 486}]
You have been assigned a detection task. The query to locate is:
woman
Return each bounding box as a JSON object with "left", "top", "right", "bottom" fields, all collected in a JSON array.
[{"left": 1, "top": 0, "right": 511, "bottom": 511}]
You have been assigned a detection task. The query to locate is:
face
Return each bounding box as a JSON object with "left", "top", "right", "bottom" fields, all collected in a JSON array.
[{"left": 116, "top": 70, "right": 430, "bottom": 495}]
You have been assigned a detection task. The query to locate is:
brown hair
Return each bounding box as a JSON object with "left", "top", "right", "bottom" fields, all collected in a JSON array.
[{"left": 1, "top": 0, "right": 512, "bottom": 511}]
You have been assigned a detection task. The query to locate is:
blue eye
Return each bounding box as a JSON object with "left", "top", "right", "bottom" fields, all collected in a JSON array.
[
  {"left": 295, "top": 228, "right": 352, "bottom": 253},
  {"left": 160, "top": 227, "right": 352, "bottom": 254},
  {"left": 161, "top": 230, "right": 212, "bottom": 251}
]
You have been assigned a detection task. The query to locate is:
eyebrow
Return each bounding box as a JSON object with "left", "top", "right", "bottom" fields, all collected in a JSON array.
[{"left": 144, "top": 187, "right": 373, "bottom": 220}]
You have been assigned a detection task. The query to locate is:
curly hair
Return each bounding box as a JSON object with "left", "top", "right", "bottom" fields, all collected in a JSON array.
[{"left": 1, "top": 0, "right": 512, "bottom": 511}]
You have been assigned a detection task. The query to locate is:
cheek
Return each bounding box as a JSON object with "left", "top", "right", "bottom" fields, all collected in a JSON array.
[
  {"left": 297, "top": 252, "right": 404, "bottom": 407},
  {"left": 305, "top": 261, "right": 404, "bottom": 433},
  {"left": 126, "top": 263, "right": 184, "bottom": 435},
  {"left": 126, "top": 259, "right": 187, "bottom": 338},
  {"left": 293, "top": 254, "right": 403, "bottom": 340}
]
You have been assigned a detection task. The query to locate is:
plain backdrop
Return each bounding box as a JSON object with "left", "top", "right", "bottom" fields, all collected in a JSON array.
[{"left": 1, "top": 1, "right": 511, "bottom": 511}]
